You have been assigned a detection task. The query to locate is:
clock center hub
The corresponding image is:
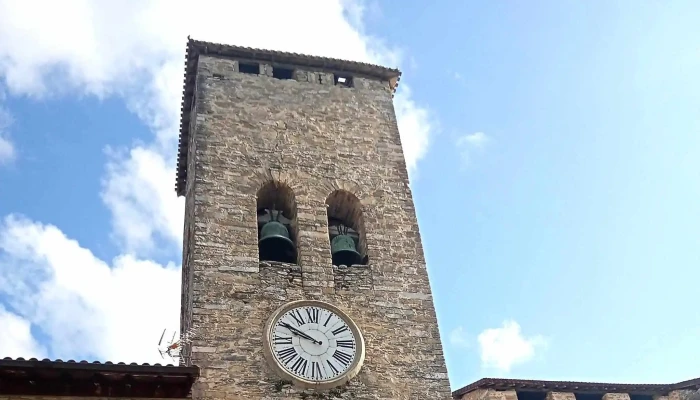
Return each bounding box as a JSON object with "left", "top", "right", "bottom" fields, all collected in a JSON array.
[{"left": 298, "top": 329, "right": 328, "bottom": 356}]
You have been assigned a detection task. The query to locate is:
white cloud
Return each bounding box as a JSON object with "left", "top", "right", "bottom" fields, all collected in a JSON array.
[
  {"left": 0, "top": 215, "right": 180, "bottom": 362},
  {"left": 477, "top": 320, "right": 547, "bottom": 373},
  {"left": 395, "top": 86, "right": 433, "bottom": 176},
  {"left": 0, "top": 107, "right": 15, "bottom": 165},
  {"left": 0, "top": 305, "right": 46, "bottom": 359},
  {"left": 449, "top": 326, "right": 471, "bottom": 348},
  {"left": 0, "top": 136, "right": 13, "bottom": 164},
  {"left": 0, "top": 1, "right": 436, "bottom": 360},
  {"left": 101, "top": 145, "right": 184, "bottom": 254},
  {"left": 458, "top": 132, "right": 488, "bottom": 148},
  {"left": 456, "top": 131, "right": 489, "bottom": 166}
]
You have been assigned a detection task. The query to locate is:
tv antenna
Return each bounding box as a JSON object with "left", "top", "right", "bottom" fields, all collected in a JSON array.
[{"left": 157, "top": 326, "right": 199, "bottom": 361}]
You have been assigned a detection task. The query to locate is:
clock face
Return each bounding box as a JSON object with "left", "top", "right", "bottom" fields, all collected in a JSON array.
[{"left": 264, "top": 301, "right": 364, "bottom": 388}]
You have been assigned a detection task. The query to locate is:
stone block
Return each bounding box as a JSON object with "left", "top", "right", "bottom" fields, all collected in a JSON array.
[
  {"left": 547, "top": 392, "right": 576, "bottom": 400},
  {"left": 603, "top": 393, "right": 631, "bottom": 400}
]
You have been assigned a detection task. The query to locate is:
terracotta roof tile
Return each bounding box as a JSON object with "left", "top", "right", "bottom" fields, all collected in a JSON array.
[
  {"left": 1, "top": 356, "right": 182, "bottom": 367},
  {"left": 0, "top": 357, "right": 198, "bottom": 397}
]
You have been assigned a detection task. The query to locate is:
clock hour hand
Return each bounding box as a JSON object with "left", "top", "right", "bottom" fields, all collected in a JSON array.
[{"left": 281, "top": 322, "right": 323, "bottom": 345}]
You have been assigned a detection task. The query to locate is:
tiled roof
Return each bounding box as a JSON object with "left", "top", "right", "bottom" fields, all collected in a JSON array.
[
  {"left": 0, "top": 357, "right": 199, "bottom": 398},
  {"left": 1, "top": 356, "right": 182, "bottom": 367},
  {"left": 174, "top": 37, "right": 402, "bottom": 196},
  {"left": 452, "top": 377, "right": 700, "bottom": 398}
]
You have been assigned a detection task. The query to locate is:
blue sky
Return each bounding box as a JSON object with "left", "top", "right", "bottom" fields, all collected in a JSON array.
[{"left": 0, "top": 0, "right": 699, "bottom": 392}]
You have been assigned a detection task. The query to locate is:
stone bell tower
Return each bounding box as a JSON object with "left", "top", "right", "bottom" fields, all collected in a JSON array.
[{"left": 176, "top": 38, "right": 452, "bottom": 399}]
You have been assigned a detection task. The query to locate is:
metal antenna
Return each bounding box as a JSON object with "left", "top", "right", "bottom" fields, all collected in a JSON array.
[{"left": 157, "top": 326, "right": 199, "bottom": 362}]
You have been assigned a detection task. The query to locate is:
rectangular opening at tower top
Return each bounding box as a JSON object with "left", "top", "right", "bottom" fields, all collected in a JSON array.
[
  {"left": 516, "top": 391, "right": 546, "bottom": 400},
  {"left": 273, "top": 66, "right": 294, "bottom": 80},
  {"left": 238, "top": 62, "right": 259, "bottom": 75},
  {"left": 334, "top": 74, "right": 353, "bottom": 87}
]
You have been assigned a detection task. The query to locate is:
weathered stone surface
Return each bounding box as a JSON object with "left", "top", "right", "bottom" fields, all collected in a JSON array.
[
  {"left": 333, "top": 265, "right": 372, "bottom": 291},
  {"left": 461, "top": 389, "right": 518, "bottom": 400},
  {"left": 603, "top": 394, "right": 631, "bottom": 400},
  {"left": 670, "top": 391, "right": 699, "bottom": 400},
  {"left": 179, "top": 54, "right": 451, "bottom": 399},
  {"left": 546, "top": 392, "right": 576, "bottom": 400}
]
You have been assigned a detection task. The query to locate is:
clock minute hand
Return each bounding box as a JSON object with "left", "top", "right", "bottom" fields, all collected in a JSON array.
[
  {"left": 283, "top": 323, "right": 321, "bottom": 344},
  {"left": 285, "top": 325, "right": 321, "bottom": 345},
  {"left": 281, "top": 323, "right": 322, "bottom": 345}
]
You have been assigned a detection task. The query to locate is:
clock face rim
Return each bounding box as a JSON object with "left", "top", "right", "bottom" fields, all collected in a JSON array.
[{"left": 262, "top": 299, "right": 365, "bottom": 390}]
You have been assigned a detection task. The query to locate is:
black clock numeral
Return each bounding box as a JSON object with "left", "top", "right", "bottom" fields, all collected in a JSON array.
[
  {"left": 323, "top": 313, "right": 333, "bottom": 327},
  {"left": 306, "top": 307, "right": 319, "bottom": 324},
  {"left": 311, "top": 361, "right": 323, "bottom": 379},
  {"left": 277, "top": 346, "right": 297, "bottom": 364},
  {"left": 331, "top": 325, "right": 349, "bottom": 336},
  {"left": 332, "top": 350, "right": 353, "bottom": 366},
  {"left": 274, "top": 335, "right": 292, "bottom": 345},
  {"left": 326, "top": 359, "right": 340, "bottom": 375},
  {"left": 291, "top": 356, "right": 307, "bottom": 376},
  {"left": 290, "top": 310, "right": 305, "bottom": 326},
  {"left": 336, "top": 339, "right": 354, "bottom": 349}
]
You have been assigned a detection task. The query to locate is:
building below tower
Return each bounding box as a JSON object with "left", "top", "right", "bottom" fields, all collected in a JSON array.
[{"left": 452, "top": 377, "right": 700, "bottom": 400}]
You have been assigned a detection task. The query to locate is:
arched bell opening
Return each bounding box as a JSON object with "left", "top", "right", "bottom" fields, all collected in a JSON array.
[
  {"left": 325, "top": 190, "right": 368, "bottom": 267},
  {"left": 257, "top": 181, "right": 298, "bottom": 264}
]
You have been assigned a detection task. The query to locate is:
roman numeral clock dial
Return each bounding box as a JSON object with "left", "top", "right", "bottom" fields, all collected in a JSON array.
[{"left": 263, "top": 300, "right": 365, "bottom": 390}]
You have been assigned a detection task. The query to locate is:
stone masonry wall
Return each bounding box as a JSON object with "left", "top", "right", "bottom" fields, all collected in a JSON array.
[
  {"left": 333, "top": 265, "right": 372, "bottom": 291},
  {"left": 181, "top": 55, "right": 451, "bottom": 399},
  {"left": 546, "top": 393, "right": 576, "bottom": 400},
  {"left": 670, "top": 391, "right": 699, "bottom": 400},
  {"left": 462, "top": 389, "right": 518, "bottom": 400},
  {"left": 602, "top": 394, "right": 631, "bottom": 400}
]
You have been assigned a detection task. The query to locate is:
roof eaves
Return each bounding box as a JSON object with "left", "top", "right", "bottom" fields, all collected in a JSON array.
[
  {"left": 672, "top": 378, "right": 700, "bottom": 391},
  {"left": 186, "top": 38, "right": 401, "bottom": 79},
  {"left": 451, "top": 378, "right": 686, "bottom": 399},
  {"left": 0, "top": 357, "right": 199, "bottom": 398}
]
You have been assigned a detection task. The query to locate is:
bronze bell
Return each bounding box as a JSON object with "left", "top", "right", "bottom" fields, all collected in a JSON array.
[
  {"left": 330, "top": 233, "right": 362, "bottom": 267},
  {"left": 259, "top": 220, "right": 296, "bottom": 263}
]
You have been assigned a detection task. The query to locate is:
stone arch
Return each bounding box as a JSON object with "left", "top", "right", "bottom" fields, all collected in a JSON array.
[
  {"left": 251, "top": 166, "right": 309, "bottom": 198},
  {"left": 313, "top": 179, "right": 363, "bottom": 201},
  {"left": 325, "top": 190, "right": 368, "bottom": 266},
  {"left": 256, "top": 180, "right": 298, "bottom": 264}
]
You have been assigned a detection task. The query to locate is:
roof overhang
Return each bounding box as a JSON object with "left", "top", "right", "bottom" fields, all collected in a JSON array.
[{"left": 0, "top": 358, "right": 199, "bottom": 398}]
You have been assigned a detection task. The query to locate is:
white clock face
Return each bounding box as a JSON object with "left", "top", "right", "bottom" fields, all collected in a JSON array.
[{"left": 269, "top": 304, "right": 358, "bottom": 383}]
